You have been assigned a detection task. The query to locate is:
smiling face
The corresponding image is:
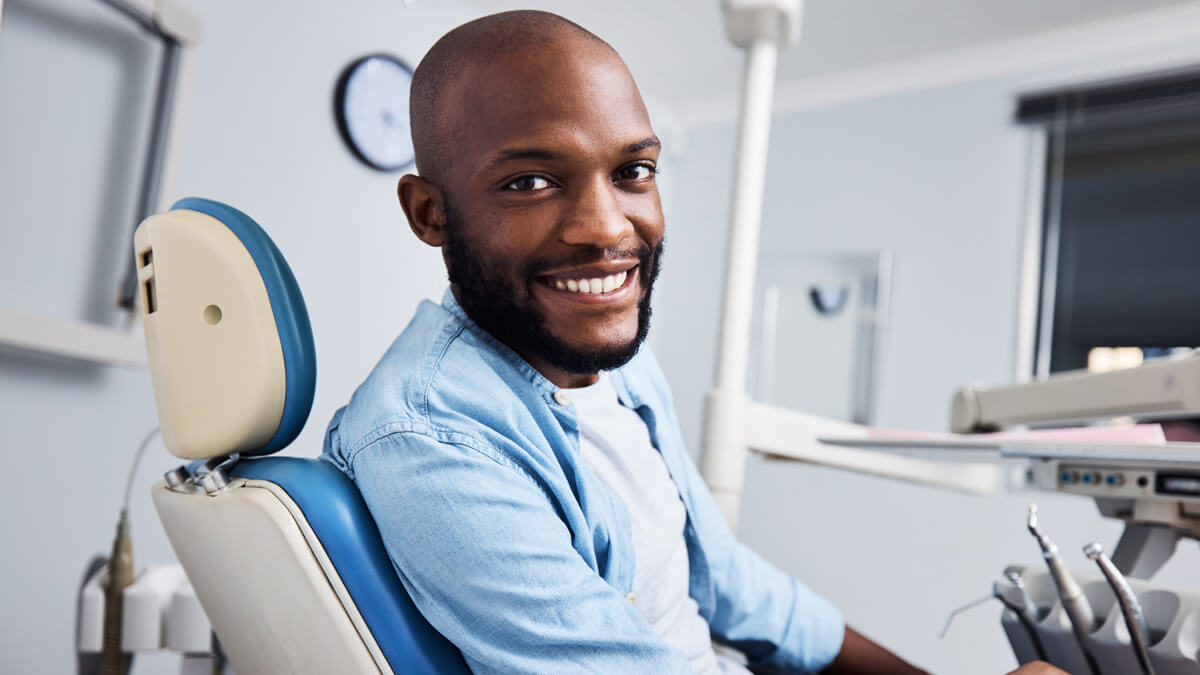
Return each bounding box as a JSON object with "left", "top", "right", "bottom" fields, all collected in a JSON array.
[{"left": 401, "top": 32, "right": 665, "bottom": 387}]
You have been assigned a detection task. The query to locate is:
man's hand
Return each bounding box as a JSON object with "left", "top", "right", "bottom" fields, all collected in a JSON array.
[{"left": 1006, "top": 662, "right": 1069, "bottom": 675}]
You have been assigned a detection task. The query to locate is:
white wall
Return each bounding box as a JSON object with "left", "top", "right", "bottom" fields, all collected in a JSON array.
[{"left": 653, "top": 20, "right": 1200, "bottom": 674}]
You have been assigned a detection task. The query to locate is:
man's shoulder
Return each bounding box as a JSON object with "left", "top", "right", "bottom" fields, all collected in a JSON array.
[{"left": 326, "top": 298, "right": 548, "bottom": 463}]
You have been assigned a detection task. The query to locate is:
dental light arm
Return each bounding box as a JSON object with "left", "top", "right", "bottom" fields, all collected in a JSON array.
[
  {"left": 702, "top": 0, "right": 801, "bottom": 526},
  {"left": 701, "top": 0, "right": 1001, "bottom": 526}
]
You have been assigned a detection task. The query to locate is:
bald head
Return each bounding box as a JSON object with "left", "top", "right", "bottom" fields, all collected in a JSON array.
[
  {"left": 410, "top": 10, "right": 618, "bottom": 185},
  {"left": 396, "top": 11, "right": 662, "bottom": 386}
]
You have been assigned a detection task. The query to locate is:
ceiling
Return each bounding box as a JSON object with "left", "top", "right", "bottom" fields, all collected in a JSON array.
[{"left": 465, "top": 0, "right": 1197, "bottom": 110}]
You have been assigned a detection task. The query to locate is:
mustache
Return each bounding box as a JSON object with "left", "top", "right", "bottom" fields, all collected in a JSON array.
[{"left": 523, "top": 245, "right": 656, "bottom": 277}]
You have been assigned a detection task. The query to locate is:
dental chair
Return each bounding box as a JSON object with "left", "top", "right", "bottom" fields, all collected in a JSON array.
[{"left": 136, "top": 197, "right": 470, "bottom": 674}]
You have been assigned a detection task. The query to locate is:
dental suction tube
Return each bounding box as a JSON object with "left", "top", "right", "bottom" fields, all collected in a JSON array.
[{"left": 1000, "top": 569, "right": 1049, "bottom": 662}]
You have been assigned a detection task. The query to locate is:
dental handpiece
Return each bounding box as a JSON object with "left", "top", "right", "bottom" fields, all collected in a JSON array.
[
  {"left": 1000, "top": 568, "right": 1048, "bottom": 662},
  {"left": 1003, "top": 566, "right": 1043, "bottom": 621},
  {"left": 1028, "top": 505, "right": 1099, "bottom": 674},
  {"left": 1085, "top": 541, "right": 1156, "bottom": 675}
]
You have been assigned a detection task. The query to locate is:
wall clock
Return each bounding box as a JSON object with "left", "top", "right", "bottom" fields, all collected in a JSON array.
[{"left": 334, "top": 53, "right": 414, "bottom": 171}]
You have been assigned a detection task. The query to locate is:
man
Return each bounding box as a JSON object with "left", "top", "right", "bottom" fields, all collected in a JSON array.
[{"left": 323, "top": 10, "right": 1063, "bottom": 675}]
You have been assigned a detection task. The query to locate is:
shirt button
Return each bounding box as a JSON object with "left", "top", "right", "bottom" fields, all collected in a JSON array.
[
  {"left": 626, "top": 592, "right": 636, "bottom": 603},
  {"left": 553, "top": 390, "right": 571, "bottom": 406}
]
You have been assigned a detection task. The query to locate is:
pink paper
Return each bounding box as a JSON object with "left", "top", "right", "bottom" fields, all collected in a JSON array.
[{"left": 867, "top": 424, "right": 1167, "bottom": 445}]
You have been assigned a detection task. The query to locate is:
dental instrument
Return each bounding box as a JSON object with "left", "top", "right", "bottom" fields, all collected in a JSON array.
[
  {"left": 941, "top": 572, "right": 1047, "bottom": 662},
  {"left": 1027, "top": 504, "right": 1099, "bottom": 675},
  {"left": 1085, "top": 541, "right": 1156, "bottom": 675},
  {"left": 1002, "top": 569, "right": 1048, "bottom": 662},
  {"left": 1003, "top": 567, "right": 1042, "bottom": 622},
  {"left": 941, "top": 593, "right": 996, "bottom": 639}
]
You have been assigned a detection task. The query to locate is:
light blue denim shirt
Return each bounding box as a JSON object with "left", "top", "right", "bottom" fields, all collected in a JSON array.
[{"left": 322, "top": 291, "right": 845, "bottom": 674}]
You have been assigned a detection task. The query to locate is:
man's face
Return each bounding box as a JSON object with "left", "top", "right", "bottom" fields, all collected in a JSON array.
[{"left": 436, "top": 41, "right": 665, "bottom": 383}]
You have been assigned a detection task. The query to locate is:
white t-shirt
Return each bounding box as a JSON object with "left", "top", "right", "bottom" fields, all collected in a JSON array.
[{"left": 570, "top": 373, "right": 750, "bottom": 675}]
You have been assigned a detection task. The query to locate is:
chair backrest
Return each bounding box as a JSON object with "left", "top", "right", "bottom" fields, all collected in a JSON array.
[{"left": 136, "top": 198, "right": 469, "bottom": 674}]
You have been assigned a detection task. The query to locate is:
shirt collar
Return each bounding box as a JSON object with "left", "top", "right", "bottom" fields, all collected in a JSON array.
[
  {"left": 608, "top": 367, "right": 638, "bottom": 408},
  {"left": 440, "top": 288, "right": 559, "bottom": 396}
]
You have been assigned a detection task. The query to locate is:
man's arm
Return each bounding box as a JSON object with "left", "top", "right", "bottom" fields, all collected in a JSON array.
[
  {"left": 822, "top": 625, "right": 927, "bottom": 674},
  {"left": 349, "top": 430, "right": 692, "bottom": 675},
  {"left": 662, "top": 435, "right": 847, "bottom": 670},
  {"left": 822, "top": 627, "right": 1068, "bottom": 675}
]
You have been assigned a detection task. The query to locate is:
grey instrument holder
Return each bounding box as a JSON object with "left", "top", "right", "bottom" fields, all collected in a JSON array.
[{"left": 1001, "top": 567, "right": 1200, "bottom": 674}]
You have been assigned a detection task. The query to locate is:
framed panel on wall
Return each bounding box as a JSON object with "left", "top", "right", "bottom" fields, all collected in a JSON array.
[
  {"left": 0, "top": 0, "right": 198, "bottom": 367},
  {"left": 748, "top": 252, "right": 892, "bottom": 425}
]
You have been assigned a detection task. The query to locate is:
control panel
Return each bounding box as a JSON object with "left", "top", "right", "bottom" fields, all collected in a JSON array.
[{"left": 1030, "top": 460, "right": 1200, "bottom": 504}]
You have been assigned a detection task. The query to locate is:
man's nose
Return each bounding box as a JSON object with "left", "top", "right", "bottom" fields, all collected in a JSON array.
[{"left": 559, "top": 177, "right": 634, "bottom": 249}]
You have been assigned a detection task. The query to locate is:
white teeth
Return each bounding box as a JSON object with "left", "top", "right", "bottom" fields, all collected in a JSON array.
[{"left": 551, "top": 270, "right": 632, "bottom": 295}]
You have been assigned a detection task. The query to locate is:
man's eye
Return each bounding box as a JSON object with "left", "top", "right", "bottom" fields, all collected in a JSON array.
[
  {"left": 616, "top": 164, "right": 656, "bottom": 181},
  {"left": 504, "top": 175, "right": 552, "bottom": 191}
]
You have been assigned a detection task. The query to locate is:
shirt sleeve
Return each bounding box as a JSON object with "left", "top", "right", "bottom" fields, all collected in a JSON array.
[
  {"left": 681, "top": 449, "right": 847, "bottom": 673},
  {"left": 348, "top": 430, "right": 693, "bottom": 675},
  {"left": 626, "top": 349, "right": 846, "bottom": 672}
]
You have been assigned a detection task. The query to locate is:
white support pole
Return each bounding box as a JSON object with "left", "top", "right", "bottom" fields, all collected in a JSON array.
[
  {"left": 701, "top": 37, "right": 782, "bottom": 527},
  {"left": 713, "top": 38, "right": 779, "bottom": 395}
]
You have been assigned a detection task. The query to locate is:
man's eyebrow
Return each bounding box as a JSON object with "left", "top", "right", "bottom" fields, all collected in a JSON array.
[
  {"left": 486, "top": 148, "right": 565, "bottom": 171},
  {"left": 625, "top": 136, "right": 661, "bottom": 154},
  {"left": 485, "top": 137, "right": 661, "bottom": 171}
]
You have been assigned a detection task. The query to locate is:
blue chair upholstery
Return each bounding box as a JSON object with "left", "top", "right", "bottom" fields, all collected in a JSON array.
[{"left": 161, "top": 198, "right": 470, "bottom": 674}]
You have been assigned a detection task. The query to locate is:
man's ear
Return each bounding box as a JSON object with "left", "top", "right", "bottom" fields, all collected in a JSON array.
[{"left": 398, "top": 174, "right": 447, "bottom": 247}]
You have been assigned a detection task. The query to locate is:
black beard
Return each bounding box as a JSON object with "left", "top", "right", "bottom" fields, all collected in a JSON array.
[{"left": 441, "top": 207, "right": 662, "bottom": 376}]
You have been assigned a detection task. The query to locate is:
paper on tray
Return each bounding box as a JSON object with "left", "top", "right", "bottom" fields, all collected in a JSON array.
[{"left": 866, "top": 424, "right": 1167, "bottom": 445}]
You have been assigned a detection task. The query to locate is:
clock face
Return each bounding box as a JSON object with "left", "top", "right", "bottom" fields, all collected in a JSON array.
[{"left": 335, "top": 54, "right": 414, "bottom": 171}]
